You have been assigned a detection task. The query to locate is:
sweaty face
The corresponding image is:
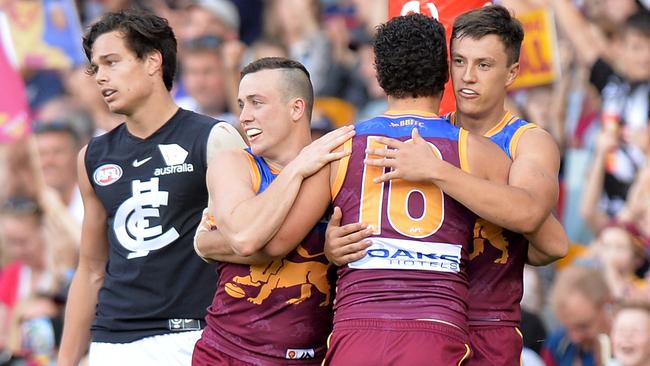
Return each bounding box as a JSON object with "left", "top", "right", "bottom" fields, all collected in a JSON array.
[
  {"left": 182, "top": 51, "right": 227, "bottom": 115},
  {"left": 90, "top": 31, "right": 156, "bottom": 115},
  {"left": 451, "top": 34, "right": 518, "bottom": 121},
  {"left": 237, "top": 69, "right": 293, "bottom": 158},
  {"left": 611, "top": 309, "right": 650, "bottom": 366}
]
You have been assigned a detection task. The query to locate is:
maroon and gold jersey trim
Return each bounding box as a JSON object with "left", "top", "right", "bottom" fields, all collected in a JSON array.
[
  {"left": 508, "top": 123, "right": 537, "bottom": 159},
  {"left": 484, "top": 111, "right": 516, "bottom": 137},
  {"left": 244, "top": 151, "right": 262, "bottom": 193},
  {"left": 331, "top": 138, "right": 353, "bottom": 200},
  {"left": 458, "top": 128, "right": 471, "bottom": 174},
  {"left": 458, "top": 344, "right": 472, "bottom": 366}
]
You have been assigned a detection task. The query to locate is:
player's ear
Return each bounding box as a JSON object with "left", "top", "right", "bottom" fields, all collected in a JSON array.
[
  {"left": 289, "top": 97, "right": 306, "bottom": 122},
  {"left": 145, "top": 50, "right": 163, "bottom": 77},
  {"left": 505, "top": 61, "right": 519, "bottom": 87}
]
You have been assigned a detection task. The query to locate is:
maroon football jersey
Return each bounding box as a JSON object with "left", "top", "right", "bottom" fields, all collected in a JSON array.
[
  {"left": 454, "top": 112, "right": 535, "bottom": 327},
  {"left": 331, "top": 111, "right": 477, "bottom": 331},
  {"left": 199, "top": 150, "right": 334, "bottom": 365},
  {"left": 466, "top": 219, "right": 528, "bottom": 326}
]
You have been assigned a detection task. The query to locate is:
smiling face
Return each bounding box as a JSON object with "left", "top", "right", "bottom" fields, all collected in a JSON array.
[
  {"left": 89, "top": 31, "right": 158, "bottom": 116},
  {"left": 611, "top": 308, "right": 650, "bottom": 366},
  {"left": 450, "top": 34, "right": 519, "bottom": 122},
  {"left": 237, "top": 69, "right": 295, "bottom": 158}
]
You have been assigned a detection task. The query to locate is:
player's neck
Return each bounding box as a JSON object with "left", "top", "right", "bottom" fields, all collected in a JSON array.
[
  {"left": 456, "top": 106, "right": 507, "bottom": 136},
  {"left": 386, "top": 96, "right": 440, "bottom": 115},
  {"left": 262, "top": 124, "right": 312, "bottom": 170},
  {"left": 125, "top": 90, "right": 179, "bottom": 138}
]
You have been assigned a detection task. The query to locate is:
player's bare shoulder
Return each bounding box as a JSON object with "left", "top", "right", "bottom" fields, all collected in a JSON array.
[{"left": 207, "top": 122, "right": 247, "bottom": 161}]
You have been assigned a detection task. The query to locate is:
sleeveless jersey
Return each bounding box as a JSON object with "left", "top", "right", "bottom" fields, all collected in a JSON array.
[
  {"left": 448, "top": 111, "right": 537, "bottom": 326},
  {"left": 331, "top": 111, "right": 477, "bottom": 330},
  {"left": 201, "top": 148, "right": 334, "bottom": 365},
  {"left": 85, "top": 108, "right": 217, "bottom": 342}
]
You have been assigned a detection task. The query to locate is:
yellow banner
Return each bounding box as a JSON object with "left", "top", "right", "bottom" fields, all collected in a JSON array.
[{"left": 510, "top": 9, "right": 559, "bottom": 90}]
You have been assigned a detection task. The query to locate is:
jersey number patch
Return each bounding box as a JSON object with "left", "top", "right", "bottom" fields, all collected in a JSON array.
[{"left": 359, "top": 136, "right": 444, "bottom": 238}]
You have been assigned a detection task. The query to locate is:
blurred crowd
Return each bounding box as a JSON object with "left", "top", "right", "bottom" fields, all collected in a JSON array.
[{"left": 0, "top": 0, "right": 649, "bottom": 365}]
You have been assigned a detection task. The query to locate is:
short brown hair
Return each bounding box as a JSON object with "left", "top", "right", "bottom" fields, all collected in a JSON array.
[
  {"left": 452, "top": 5, "right": 524, "bottom": 65},
  {"left": 240, "top": 57, "right": 314, "bottom": 119}
]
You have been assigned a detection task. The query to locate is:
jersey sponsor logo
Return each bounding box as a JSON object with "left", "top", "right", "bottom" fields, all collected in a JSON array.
[
  {"left": 93, "top": 164, "right": 123, "bottom": 186},
  {"left": 349, "top": 237, "right": 461, "bottom": 273},
  {"left": 470, "top": 219, "right": 509, "bottom": 264},
  {"left": 223, "top": 245, "right": 331, "bottom": 306},
  {"left": 154, "top": 163, "right": 194, "bottom": 176},
  {"left": 286, "top": 348, "right": 315, "bottom": 360},
  {"left": 113, "top": 177, "right": 180, "bottom": 259},
  {"left": 388, "top": 119, "right": 425, "bottom": 128},
  {"left": 155, "top": 144, "right": 194, "bottom": 176},
  {"left": 132, "top": 156, "right": 152, "bottom": 167}
]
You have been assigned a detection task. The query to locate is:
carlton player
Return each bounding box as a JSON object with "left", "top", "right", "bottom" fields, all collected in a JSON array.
[
  {"left": 58, "top": 10, "right": 247, "bottom": 366},
  {"left": 192, "top": 58, "right": 354, "bottom": 365},
  {"left": 316, "top": 14, "right": 514, "bottom": 365},
  {"left": 336, "top": 6, "right": 568, "bottom": 365}
]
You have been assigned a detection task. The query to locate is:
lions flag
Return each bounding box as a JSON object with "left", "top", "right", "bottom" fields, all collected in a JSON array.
[{"left": 388, "top": 0, "right": 490, "bottom": 115}]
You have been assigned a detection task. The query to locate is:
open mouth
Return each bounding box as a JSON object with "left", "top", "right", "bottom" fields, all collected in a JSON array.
[
  {"left": 101, "top": 89, "right": 117, "bottom": 99},
  {"left": 246, "top": 128, "right": 262, "bottom": 139},
  {"left": 458, "top": 88, "right": 479, "bottom": 97}
]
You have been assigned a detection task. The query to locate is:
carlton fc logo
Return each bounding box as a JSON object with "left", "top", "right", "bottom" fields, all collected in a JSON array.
[
  {"left": 113, "top": 177, "right": 179, "bottom": 259},
  {"left": 93, "top": 164, "right": 122, "bottom": 186}
]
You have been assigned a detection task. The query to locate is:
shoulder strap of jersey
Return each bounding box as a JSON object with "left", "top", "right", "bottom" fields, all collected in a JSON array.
[{"left": 331, "top": 138, "right": 353, "bottom": 200}]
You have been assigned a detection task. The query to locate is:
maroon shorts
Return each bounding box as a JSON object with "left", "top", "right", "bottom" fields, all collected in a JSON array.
[
  {"left": 465, "top": 326, "right": 522, "bottom": 366},
  {"left": 192, "top": 337, "right": 255, "bottom": 366},
  {"left": 323, "top": 319, "right": 471, "bottom": 366}
]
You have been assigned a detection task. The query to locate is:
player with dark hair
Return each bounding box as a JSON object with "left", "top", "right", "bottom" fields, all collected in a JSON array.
[
  {"left": 57, "top": 10, "right": 246, "bottom": 366},
  {"left": 191, "top": 57, "right": 354, "bottom": 365},
  {"left": 317, "top": 14, "right": 512, "bottom": 365},
  {"left": 327, "top": 5, "right": 568, "bottom": 365}
]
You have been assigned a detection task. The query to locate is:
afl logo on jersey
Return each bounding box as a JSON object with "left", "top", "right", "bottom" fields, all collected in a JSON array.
[{"left": 93, "top": 164, "right": 123, "bottom": 186}]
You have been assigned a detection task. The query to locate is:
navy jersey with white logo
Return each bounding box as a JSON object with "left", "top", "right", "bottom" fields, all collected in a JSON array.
[{"left": 85, "top": 108, "right": 217, "bottom": 342}]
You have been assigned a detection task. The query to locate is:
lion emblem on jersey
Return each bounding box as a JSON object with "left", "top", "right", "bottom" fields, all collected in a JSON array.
[
  {"left": 470, "top": 219, "right": 509, "bottom": 264},
  {"left": 224, "top": 245, "right": 331, "bottom": 306}
]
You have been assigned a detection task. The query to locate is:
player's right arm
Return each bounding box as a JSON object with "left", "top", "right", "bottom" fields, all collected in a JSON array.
[
  {"left": 57, "top": 146, "right": 109, "bottom": 366},
  {"left": 209, "top": 127, "right": 354, "bottom": 257},
  {"left": 464, "top": 131, "right": 511, "bottom": 185}
]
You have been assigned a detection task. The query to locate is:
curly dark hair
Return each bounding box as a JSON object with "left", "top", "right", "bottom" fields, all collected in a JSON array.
[
  {"left": 451, "top": 5, "right": 524, "bottom": 66},
  {"left": 83, "top": 10, "right": 177, "bottom": 91},
  {"left": 374, "top": 13, "right": 448, "bottom": 99}
]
